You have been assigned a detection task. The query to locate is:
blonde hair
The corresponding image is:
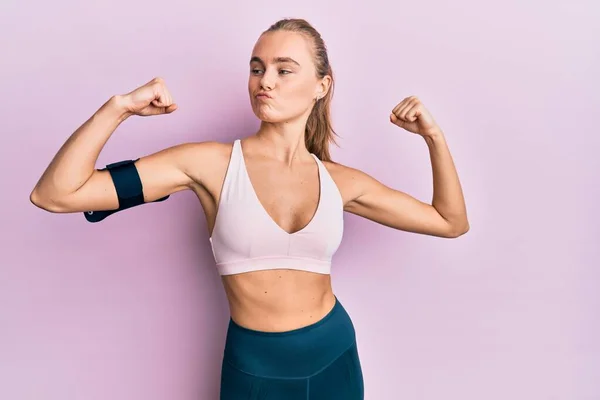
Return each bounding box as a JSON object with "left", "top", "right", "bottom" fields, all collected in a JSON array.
[{"left": 264, "top": 18, "right": 338, "bottom": 162}]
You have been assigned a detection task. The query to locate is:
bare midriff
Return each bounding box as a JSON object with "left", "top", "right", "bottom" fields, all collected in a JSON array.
[{"left": 221, "top": 268, "right": 336, "bottom": 332}]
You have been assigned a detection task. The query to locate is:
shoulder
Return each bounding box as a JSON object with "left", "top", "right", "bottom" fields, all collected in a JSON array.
[
  {"left": 169, "top": 140, "right": 235, "bottom": 186},
  {"left": 173, "top": 140, "right": 234, "bottom": 167},
  {"left": 320, "top": 160, "right": 378, "bottom": 206},
  {"left": 320, "top": 160, "right": 360, "bottom": 181},
  {"left": 174, "top": 140, "right": 233, "bottom": 159}
]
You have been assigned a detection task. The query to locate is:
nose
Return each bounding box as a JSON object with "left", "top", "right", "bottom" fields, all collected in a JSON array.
[{"left": 259, "top": 70, "right": 275, "bottom": 91}]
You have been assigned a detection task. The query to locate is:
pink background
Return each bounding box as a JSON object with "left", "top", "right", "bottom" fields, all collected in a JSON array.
[{"left": 2, "top": 1, "right": 599, "bottom": 399}]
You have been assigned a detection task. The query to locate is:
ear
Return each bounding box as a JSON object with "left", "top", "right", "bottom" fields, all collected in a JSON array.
[{"left": 316, "top": 75, "right": 332, "bottom": 99}]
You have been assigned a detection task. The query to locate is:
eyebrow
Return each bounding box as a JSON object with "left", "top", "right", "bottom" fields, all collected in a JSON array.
[{"left": 250, "top": 56, "right": 300, "bottom": 66}]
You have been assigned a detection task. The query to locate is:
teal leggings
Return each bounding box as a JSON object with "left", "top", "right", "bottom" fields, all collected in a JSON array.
[{"left": 219, "top": 296, "right": 364, "bottom": 399}]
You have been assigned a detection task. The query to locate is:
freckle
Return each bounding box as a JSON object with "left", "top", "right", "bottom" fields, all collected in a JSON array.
[{"left": 264, "top": 291, "right": 267, "bottom": 294}]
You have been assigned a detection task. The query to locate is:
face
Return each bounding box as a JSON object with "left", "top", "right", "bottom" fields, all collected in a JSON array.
[{"left": 248, "top": 30, "right": 330, "bottom": 123}]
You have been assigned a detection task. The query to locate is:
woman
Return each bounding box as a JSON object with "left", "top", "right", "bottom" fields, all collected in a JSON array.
[{"left": 30, "top": 18, "right": 469, "bottom": 399}]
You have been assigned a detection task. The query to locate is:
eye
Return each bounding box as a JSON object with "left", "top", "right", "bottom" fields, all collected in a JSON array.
[
  {"left": 251, "top": 68, "right": 263, "bottom": 75},
  {"left": 279, "top": 70, "right": 291, "bottom": 75}
]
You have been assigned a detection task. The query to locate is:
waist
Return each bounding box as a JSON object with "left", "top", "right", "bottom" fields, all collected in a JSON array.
[
  {"left": 223, "top": 296, "right": 357, "bottom": 378},
  {"left": 222, "top": 269, "right": 334, "bottom": 332}
]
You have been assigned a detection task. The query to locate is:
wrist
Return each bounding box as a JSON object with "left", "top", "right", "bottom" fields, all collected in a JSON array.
[
  {"left": 423, "top": 129, "right": 445, "bottom": 146},
  {"left": 107, "top": 95, "right": 134, "bottom": 121}
]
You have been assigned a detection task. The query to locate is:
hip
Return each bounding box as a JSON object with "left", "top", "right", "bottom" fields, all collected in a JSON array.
[{"left": 222, "top": 295, "right": 358, "bottom": 378}]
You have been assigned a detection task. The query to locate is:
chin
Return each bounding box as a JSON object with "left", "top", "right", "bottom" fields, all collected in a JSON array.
[
  {"left": 252, "top": 107, "right": 288, "bottom": 124},
  {"left": 252, "top": 105, "right": 309, "bottom": 125}
]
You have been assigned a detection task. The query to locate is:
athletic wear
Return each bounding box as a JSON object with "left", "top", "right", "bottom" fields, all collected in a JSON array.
[
  {"left": 219, "top": 296, "right": 364, "bottom": 399},
  {"left": 212, "top": 140, "right": 363, "bottom": 398},
  {"left": 209, "top": 139, "right": 344, "bottom": 276}
]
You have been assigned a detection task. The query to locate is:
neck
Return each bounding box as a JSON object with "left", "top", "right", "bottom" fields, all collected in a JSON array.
[{"left": 255, "top": 118, "right": 311, "bottom": 165}]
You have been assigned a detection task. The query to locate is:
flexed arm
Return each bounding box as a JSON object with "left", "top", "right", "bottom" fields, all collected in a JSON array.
[
  {"left": 343, "top": 96, "right": 469, "bottom": 238},
  {"left": 30, "top": 77, "right": 192, "bottom": 221}
]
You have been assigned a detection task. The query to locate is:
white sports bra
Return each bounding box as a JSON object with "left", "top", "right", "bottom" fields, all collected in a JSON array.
[{"left": 209, "top": 139, "right": 344, "bottom": 276}]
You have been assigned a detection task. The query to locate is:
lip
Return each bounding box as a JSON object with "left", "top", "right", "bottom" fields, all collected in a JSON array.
[{"left": 255, "top": 92, "right": 272, "bottom": 99}]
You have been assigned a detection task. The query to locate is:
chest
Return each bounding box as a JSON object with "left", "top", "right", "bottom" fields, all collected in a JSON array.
[{"left": 244, "top": 158, "right": 321, "bottom": 234}]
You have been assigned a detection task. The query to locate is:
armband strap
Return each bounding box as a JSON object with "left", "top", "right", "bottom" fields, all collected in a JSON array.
[{"left": 83, "top": 158, "right": 169, "bottom": 223}]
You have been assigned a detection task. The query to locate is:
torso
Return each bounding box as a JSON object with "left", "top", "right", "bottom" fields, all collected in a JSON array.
[{"left": 188, "top": 137, "right": 355, "bottom": 332}]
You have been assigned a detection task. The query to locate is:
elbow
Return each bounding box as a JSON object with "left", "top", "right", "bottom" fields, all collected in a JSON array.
[
  {"left": 446, "top": 220, "right": 470, "bottom": 238},
  {"left": 29, "top": 188, "right": 43, "bottom": 209},
  {"left": 29, "top": 189, "right": 68, "bottom": 213}
]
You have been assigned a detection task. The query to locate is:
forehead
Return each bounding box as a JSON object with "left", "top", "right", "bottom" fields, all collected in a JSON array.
[{"left": 251, "top": 30, "right": 314, "bottom": 64}]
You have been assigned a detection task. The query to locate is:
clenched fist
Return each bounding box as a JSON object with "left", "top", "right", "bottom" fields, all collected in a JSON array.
[
  {"left": 119, "top": 77, "right": 178, "bottom": 117},
  {"left": 390, "top": 96, "right": 441, "bottom": 138}
]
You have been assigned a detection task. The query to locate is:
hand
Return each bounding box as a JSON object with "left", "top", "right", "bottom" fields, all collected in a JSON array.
[
  {"left": 390, "top": 96, "right": 441, "bottom": 138},
  {"left": 119, "top": 77, "right": 178, "bottom": 117}
]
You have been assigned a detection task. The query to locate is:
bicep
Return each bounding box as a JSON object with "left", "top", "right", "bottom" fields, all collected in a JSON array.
[
  {"left": 52, "top": 144, "right": 194, "bottom": 213},
  {"left": 343, "top": 169, "right": 456, "bottom": 238}
]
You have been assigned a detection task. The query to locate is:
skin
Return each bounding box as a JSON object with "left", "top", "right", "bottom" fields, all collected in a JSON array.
[{"left": 30, "top": 30, "right": 469, "bottom": 332}]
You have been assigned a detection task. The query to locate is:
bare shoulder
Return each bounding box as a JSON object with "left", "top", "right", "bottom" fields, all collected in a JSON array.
[
  {"left": 173, "top": 140, "right": 234, "bottom": 187},
  {"left": 320, "top": 160, "right": 375, "bottom": 206},
  {"left": 174, "top": 140, "right": 232, "bottom": 163}
]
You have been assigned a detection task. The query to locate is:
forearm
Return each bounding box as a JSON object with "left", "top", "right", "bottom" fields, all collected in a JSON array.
[
  {"left": 424, "top": 130, "right": 469, "bottom": 232},
  {"left": 31, "top": 96, "right": 131, "bottom": 200}
]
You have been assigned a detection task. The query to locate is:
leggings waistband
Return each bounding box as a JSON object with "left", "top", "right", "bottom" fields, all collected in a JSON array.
[{"left": 223, "top": 296, "right": 357, "bottom": 378}]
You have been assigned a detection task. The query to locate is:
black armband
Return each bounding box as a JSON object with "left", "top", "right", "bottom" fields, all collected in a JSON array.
[{"left": 83, "top": 158, "right": 169, "bottom": 223}]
